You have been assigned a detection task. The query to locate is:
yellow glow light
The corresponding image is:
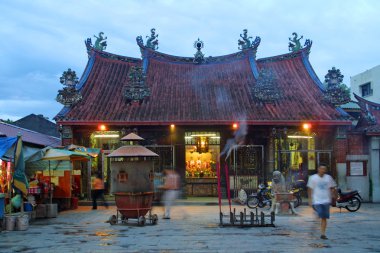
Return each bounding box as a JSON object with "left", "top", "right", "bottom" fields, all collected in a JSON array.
[
  {"left": 93, "top": 134, "right": 120, "bottom": 138},
  {"left": 287, "top": 135, "right": 313, "bottom": 139},
  {"left": 99, "top": 124, "right": 107, "bottom": 131},
  {"left": 303, "top": 123, "right": 311, "bottom": 131},
  {"left": 233, "top": 123, "right": 238, "bottom": 129}
]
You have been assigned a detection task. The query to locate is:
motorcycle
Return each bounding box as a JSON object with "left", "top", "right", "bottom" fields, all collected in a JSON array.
[
  {"left": 289, "top": 180, "right": 307, "bottom": 208},
  {"left": 247, "top": 183, "right": 272, "bottom": 209},
  {"left": 335, "top": 188, "right": 363, "bottom": 212}
]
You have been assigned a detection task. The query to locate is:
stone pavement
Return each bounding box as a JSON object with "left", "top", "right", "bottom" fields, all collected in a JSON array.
[{"left": 1, "top": 202, "right": 380, "bottom": 253}]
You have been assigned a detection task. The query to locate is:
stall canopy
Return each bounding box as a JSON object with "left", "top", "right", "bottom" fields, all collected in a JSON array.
[
  {"left": 65, "top": 144, "right": 100, "bottom": 158},
  {"left": 0, "top": 137, "right": 17, "bottom": 159},
  {"left": 26, "top": 148, "right": 90, "bottom": 175},
  {"left": 41, "top": 149, "right": 89, "bottom": 161}
]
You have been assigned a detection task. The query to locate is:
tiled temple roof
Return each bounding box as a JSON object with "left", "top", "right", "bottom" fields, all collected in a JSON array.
[{"left": 55, "top": 42, "right": 349, "bottom": 126}]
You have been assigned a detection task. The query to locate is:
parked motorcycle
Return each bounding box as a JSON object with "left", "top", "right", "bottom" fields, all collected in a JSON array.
[
  {"left": 335, "top": 188, "right": 363, "bottom": 212},
  {"left": 247, "top": 183, "right": 272, "bottom": 209},
  {"left": 289, "top": 180, "right": 307, "bottom": 208}
]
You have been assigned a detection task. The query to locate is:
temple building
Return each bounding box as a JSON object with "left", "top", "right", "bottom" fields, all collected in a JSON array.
[{"left": 54, "top": 30, "right": 352, "bottom": 198}]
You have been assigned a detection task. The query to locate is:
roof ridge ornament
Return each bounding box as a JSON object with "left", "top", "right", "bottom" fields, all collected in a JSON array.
[
  {"left": 93, "top": 32, "right": 107, "bottom": 51},
  {"left": 193, "top": 38, "right": 205, "bottom": 64},
  {"left": 323, "top": 67, "right": 351, "bottom": 106},
  {"left": 136, "top": 28, "right": 159, "bottom": 51},
  {"left": 56, "top": 68, "right": 82, "bottom": 107},
  {"left": 145, "top": 28, "right": 159, "bottom": 50},
  {"left": 238, "top": 29, "right": 261, "bottom": 51},
  {"left": 124, "top": 66, "right": 151, "bottom": 104},
  {"left": 251, "top": 68, "right": 282, "bottom": 103},
  {"left": 288, "top": 32, "right": 312, "bottom": 52}
]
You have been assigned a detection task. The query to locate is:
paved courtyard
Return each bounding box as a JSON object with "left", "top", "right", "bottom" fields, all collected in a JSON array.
[{"left": 1, "top": 203, "right": 380, "bottom": 253}]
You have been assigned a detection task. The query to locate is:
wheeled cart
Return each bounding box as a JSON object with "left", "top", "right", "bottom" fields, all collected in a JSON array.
[{"left": 108, "top": 192, "right": 158, "bottom": 226}]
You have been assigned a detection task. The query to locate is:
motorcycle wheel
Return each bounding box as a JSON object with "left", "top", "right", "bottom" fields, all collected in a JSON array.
[
  {"left": 247, "top": 196, "right": 259, "bottom": 208},
  {"left": 294, "top": 195, "right": 302, "bottom": 208},
  {"left": 345, "top": 196, "right": 361, "bottom": 212}
]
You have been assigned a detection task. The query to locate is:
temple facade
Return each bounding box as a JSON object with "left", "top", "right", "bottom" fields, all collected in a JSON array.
[{"left": 54, "top": 30, "right": 352, "bottom": 198}]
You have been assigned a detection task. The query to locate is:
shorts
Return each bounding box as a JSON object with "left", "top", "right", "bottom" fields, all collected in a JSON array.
[{"left": 313, "top": 204, "right": 330, "bottom": 219}]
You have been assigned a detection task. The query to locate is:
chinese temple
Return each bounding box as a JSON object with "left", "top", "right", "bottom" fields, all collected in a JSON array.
[{"left": 54, "top": 30, "right": 351, "bottom": 197}]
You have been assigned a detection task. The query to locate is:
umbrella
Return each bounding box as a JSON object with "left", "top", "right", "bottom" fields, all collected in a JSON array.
[{"left": 42, "top": 149, "right": 89, "bottom": 161}]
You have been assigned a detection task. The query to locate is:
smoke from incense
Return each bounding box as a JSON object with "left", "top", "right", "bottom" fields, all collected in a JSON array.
[{"left": 220, "top": 120, "right": 248, "bottom": 160}]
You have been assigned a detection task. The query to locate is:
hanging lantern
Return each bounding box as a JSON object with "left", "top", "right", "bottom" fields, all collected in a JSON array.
[{"left": 195, "top": 136, "right": 209, "bottom": 153}]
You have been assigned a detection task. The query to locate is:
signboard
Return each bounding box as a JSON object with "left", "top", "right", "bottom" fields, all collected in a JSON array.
[{"left": 349, "top": 161, "right": 365, "bottom": 176}]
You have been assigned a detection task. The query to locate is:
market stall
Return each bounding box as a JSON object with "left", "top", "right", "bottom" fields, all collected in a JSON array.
[
  {"left": 26, "top": 148, "right": 89, "bottom": 214},
  {"left": 0, "top": 136, "right": 30, "bottom": 231}
]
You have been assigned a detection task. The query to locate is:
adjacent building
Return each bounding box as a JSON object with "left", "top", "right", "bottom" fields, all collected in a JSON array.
[
  {"left": 350, "top": 65, "right": 380, "bottom": 103},
  {"left": 12, "top": 114, "right": 60, "bottom": 138}
]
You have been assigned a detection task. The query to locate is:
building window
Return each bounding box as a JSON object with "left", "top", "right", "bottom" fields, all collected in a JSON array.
[{"left": 360, "top": 82, "right": 373, "bottom": 97}]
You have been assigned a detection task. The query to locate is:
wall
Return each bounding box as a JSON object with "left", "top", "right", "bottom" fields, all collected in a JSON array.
[
  {"left": 350, "top": 65, "right": 380, "bottom": 103},
  {"left": 335, "top": 132, "right": 370, "bottom": 201},
  {"left": 346, "top": 155, "right": 370, "bottom": 201},
  {"left": 370, "top": 137, "right": 380, "bottom": 202}
]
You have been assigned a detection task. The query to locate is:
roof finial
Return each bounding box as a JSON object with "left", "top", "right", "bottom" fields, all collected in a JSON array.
[
  {"left": 93, "top": 32, "right": 107, "bottom": 51},
  {"left": 145, "top": 28, "right": 159, "bottom": 50},
  {"left": 288, "top": 32, "right": 312, "bottom": 52},
  {"left": 193, "top": 38, "right": 205, "bottom": 64},
  {"left": 238, "top": 29, "right": 261, "bottom": 51}
]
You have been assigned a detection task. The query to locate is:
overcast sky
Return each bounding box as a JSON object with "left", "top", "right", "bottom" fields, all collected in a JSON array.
[{"left": 0, "top": 0, "right": 379, "bottom": 122}]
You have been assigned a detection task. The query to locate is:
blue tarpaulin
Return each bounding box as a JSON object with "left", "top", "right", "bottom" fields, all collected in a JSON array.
[{"left": 0, "top": 137, "right": 17, "bottom": 158}]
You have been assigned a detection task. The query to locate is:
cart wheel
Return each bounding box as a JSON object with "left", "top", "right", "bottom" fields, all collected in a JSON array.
[
  {"left": 109, "top": 215, "right": 117, "bottom": 225},
  {"left": 138, "top": 216, "right": 146, "bottom": 226},
  {"left": 152, "top": 214, "right": 158, "bottom": 225},
  {"left": 121, "top": 215, "right": 128, "bottom": 224}
]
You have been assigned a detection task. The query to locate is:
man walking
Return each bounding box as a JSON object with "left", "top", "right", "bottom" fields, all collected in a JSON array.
[
  {"left": 91, "top": 173, "right": 108, "bottom": 210},
  {"left": 307, "top": 164, "right": 337, "bottom": 240},
  {"left": 161, "top": 169, "right": 180, "bottom": 219}
]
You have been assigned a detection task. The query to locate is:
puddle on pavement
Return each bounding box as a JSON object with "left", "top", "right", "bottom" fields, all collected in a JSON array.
[
  {"left": 203, "top": 223, "right": 218, "bottom": 228},
  {"left": 63, "top": 229, "right": 86, "bottom": 235},
  {"left": 309, "top": 243, "right": 331, "bottom": 248},
  {"left": 99, "top": 242, "right": 113, "bottom": 246}
]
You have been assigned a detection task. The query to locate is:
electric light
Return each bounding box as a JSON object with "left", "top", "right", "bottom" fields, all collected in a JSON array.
[{"left": 303, "top": 123, "right": 311, "bottom": 131}]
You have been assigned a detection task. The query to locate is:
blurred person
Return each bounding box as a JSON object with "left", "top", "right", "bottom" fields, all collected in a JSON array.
[
  {"left": 92, "top": 173, "right": 108, "bottom": 210},
  {"left": 307, "top": 164, "right": 337, "bottom": 240},
  {"left": 161, "top": 169, "right": 180, "bottom": 219}
]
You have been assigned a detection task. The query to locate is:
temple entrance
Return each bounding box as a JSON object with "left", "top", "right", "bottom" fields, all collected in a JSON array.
[
  {"left": 184, "top": 131, "right": 220, "bottom": 196},
  {"left": 229, "top": 145, "right": 264, "bottom": 198},
  {"left": 278, "top": 150, "right": 332, "bottom": 183}
]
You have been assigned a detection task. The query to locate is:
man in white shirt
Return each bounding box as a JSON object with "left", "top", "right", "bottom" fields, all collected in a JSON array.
[{"left": 307, "top": 164, "right": 337, "bottom": 240}]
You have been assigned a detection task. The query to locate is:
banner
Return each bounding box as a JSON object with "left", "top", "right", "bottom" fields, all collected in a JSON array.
[{"left": 12, "top": 136, "right": 29, "bottom": 195}]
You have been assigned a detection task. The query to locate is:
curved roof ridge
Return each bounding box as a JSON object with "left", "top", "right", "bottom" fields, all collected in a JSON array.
[
  {"left": 85, "top": 41, "right": 141, "bottom": 63},
  {"left": 136, "top": 36, "right": 255, "bottom": 65},
  {"left": 145, "top": 47, "right": 253, "bottom": 64},
  {"left": 354, "top": 93, "right": 380, "bottom": 107},
  {"left": 257, "top": 48, "right": 305, "bottom": 63}
]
